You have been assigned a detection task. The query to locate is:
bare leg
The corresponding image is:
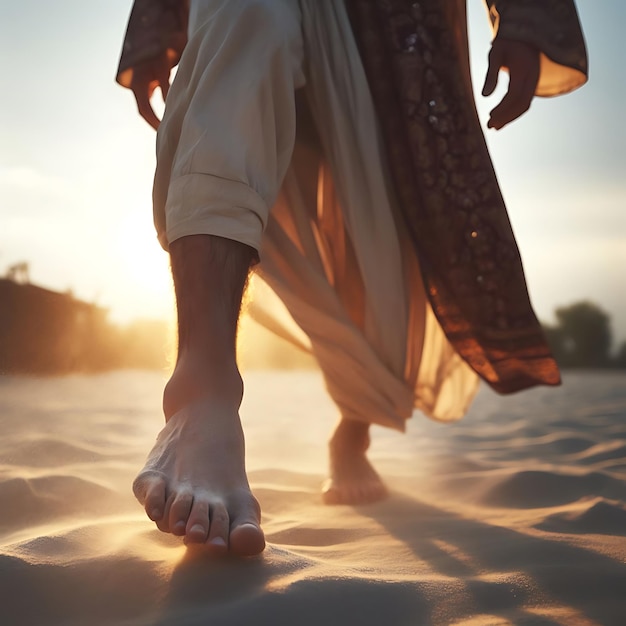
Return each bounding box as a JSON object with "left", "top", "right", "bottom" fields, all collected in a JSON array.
[
  {"left": 132, "top": 235, "right": 265, "bottom": 556},
  {"left": 321, "top": 418, "right": 388, "bottom": 505}
]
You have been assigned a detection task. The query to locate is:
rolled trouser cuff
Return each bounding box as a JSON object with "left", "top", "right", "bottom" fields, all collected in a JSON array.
[{"left": 158, "top": 173, "right": 268, "bottom": 253}]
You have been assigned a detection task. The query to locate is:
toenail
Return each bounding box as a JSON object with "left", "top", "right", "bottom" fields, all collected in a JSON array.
[
  {"left": 209, "top": 537, "right": 227, "bottom": 548},
  {"left": 190, "top": 524, "right": 205, "bottom": 535},
  {"left": 149, "top": 508, "right": 162, "bottom": 520}
]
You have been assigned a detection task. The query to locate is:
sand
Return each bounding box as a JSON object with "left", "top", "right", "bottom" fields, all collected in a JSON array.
[{"left": 1, "top": 369, "right": 626, "bottom": 626}]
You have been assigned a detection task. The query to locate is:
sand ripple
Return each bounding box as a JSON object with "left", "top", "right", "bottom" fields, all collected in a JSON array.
[{"left": 1, "top": 370, "right": 625, "bottom": 625}]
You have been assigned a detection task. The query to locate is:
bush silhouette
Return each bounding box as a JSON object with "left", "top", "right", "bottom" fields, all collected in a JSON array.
[{"left": 544, "top": 301, "right": 613, "bottom": 368}]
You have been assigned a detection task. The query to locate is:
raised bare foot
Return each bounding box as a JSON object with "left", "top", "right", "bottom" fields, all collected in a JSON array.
[
  {"left": 132, "top": 398, "right": 265, "bottom": 557},
  {"left": 321, "top": 418, "right": 388, "bottom": 505}
]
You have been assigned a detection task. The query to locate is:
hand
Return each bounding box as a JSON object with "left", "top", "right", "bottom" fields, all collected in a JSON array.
[
  {"left": 130, "top": 54, "right": 172, "bottom": 130},
  {"left": 482, "top": 38, "right": 540, "bottom": 130}
]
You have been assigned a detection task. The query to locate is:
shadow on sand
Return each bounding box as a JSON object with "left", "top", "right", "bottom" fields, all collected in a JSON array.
[{"left": 155, "top": 492, "right": 626, "bottom": 625}]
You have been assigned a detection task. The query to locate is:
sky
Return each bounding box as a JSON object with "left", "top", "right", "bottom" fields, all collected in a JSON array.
[{"left": 1, "top": 1, "right": 625, "bottom": 343}]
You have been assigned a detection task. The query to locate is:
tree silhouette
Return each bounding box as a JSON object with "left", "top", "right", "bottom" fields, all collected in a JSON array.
[{"left": 545, "top": 301, "right": 613, "bottom": 368}]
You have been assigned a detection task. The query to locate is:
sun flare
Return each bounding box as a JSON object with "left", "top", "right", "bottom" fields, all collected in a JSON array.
[{"left": 115, "top": 209, "right": 174, "bottom": 308}]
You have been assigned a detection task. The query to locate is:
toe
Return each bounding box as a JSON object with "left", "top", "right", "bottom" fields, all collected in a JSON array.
[
  {"left": 144, "top": 479, "right": 167, "bottom": 520},
  {"left": 185, "top": 498, "right": 209, "bottom": 544},
  {"left": 133, "top": 472, "right": 167, "bottom": 521},
  {"left": 206, "top": 502, "right": 229, "bottom": 554},
  {"left": 156, "top": 495, "right": 175, "bottom": 533},
  {"left": 229, "top": 523, "right": 265, "bottom": 557},
  {"left": 169, "top": 490, "right": 193, "bottom": 536},
  {"left": 229, "top": 496, "right": 265, "bottom": 556}
]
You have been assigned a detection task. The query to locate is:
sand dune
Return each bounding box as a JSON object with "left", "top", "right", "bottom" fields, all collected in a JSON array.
[{"left": 1, "top": 370, "right": 626, "bottom": 625}]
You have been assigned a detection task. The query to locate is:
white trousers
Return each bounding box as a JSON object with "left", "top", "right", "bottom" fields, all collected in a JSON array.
[{"left": 155, "top": 0, "right": 478, "bottom": 429}]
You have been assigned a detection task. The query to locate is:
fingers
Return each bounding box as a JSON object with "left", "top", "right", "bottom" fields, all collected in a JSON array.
[
  {"left": 482, "top": 43, "right": 503, "bottom": 98},
  {"left": 487, "top": 67, "right": 536, "bottom": 130},
  {"left": 129, "top": 55, "right": 171, "bottom": 130},
  {"left": 132, "top": 86, "right": 161, "bottom": 131},
  {"left": 159, "top": 71, "right": 170, "bottom": 102},
  {"left": 482, "top": 39, "right": 540, "bottom": 131}
]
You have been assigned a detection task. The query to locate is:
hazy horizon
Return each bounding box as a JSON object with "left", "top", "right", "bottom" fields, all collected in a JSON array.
[{"left": 1, "top": 1, "right": 624, "bottom": 340}]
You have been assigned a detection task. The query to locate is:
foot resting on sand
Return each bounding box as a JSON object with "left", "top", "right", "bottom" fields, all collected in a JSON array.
[
  {"left": 322, "top": 418, "right": 388, "bottom": 505},
  {"left": 132, "top": 394, "right": 265, "bottom": 557},
  {"left": 133, "top": 235, "right": 265, "bottom": 556}
]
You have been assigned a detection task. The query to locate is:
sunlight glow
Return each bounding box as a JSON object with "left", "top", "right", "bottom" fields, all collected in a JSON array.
[
  {"left": 114, "top": 209, "right": 173, "bottom": 314},
  {"left": 116, "top": 211, "right": 170, "bottom": 292}
]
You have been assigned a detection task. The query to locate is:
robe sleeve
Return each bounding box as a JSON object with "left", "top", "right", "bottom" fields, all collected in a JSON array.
[
  {"left": 116, "top": 0, "right": 189, "bottom": 88},
  {"left": 484, "top": 0, "right": 588, "bottom": 97}
]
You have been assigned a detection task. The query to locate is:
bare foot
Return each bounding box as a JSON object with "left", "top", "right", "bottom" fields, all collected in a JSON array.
[
  {"left": 321, "top": 418, "right": 388, "bottom": 505},
  {"left": 132, "top": 398, "right": 265, "bottom": 557}
]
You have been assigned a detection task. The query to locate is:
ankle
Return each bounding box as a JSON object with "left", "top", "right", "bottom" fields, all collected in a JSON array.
[
  {"left": 163, "top": 356, "right": 244, "bottom": 419},
  {"left": 330, "top": 418, "right": 371, "bottom": 454}
]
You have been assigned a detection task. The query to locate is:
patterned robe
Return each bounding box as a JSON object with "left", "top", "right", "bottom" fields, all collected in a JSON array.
[{"left": 117, "top": 0, "right": 587, "bottom": 396}]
